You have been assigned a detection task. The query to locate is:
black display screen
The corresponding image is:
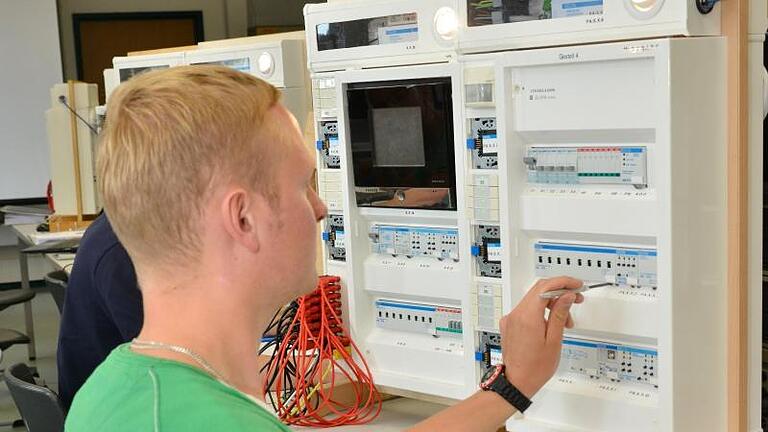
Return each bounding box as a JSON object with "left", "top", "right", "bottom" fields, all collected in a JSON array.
[
  {"left": 316, "top": 13, "right": 418, "bottom": 51},
  {"left": 118, "top": 65, "right": 169, "bottom": 82},
  {"left": 466, "top": 0, "right": 604, "bottom": 27},
  {"left": 347, "top": 78, "right": 456, "bottom": 210}
]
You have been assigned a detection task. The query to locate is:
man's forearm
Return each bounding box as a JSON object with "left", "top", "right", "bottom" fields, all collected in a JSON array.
[{"left": 406, "top": 391, "right": 517, "bottom": 432}]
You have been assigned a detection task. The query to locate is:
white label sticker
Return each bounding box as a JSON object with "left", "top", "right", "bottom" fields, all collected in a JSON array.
[
  {"left": 378, "top": 24, "right": 418, "bottom": 44},
  {"left": 334, "top": 231, "right": 345, "bottom": 248},
  {"left": 552, "top": 0, "right": 604, "bottom": 18},
  {"left": 481, "top": 133, "right": 499, "bottom": 154},
  {"left": 487, "top": 243, "right": 502, "bottom": 263},
  {"left": 490, "top": 348, "right": 503, "bottom": 366},
  {"left": 473, "top": 174, "right": 498, "bottom": 187},
  {"left": 328, "top": 137, "right": 340, "bottom": 156}
]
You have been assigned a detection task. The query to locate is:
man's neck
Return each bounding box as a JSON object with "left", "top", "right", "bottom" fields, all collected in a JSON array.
[{"left": 134, "top": 276, "right": 277, "bottom": 400}]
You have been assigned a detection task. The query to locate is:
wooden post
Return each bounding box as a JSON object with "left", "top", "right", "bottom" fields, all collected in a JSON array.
[
  {"left": 722, "top": 1, "right": 749, "bottom": 430},
  {"left": 67, "top": 80, "right": 84, "bottom": 223}
]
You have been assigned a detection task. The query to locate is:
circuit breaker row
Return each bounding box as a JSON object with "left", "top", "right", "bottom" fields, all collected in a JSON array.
[
  {"left": 375, "top": 299, "right": 463, "bottom": 338},
  {"left": 524, "top": 146, "right": 648, "bottom": 188},
  {"left": 478, "top": 332, "right": 658, "bottom": 389}
]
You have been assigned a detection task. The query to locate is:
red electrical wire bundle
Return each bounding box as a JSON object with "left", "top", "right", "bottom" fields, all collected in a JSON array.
[{"left": 261, "top": 275, "right": 382, "bottom": 427}]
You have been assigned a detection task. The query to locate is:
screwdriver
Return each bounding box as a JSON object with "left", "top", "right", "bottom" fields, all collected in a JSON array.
[{"left": 539, "top": 282, "right": 615, "bottom": 299}]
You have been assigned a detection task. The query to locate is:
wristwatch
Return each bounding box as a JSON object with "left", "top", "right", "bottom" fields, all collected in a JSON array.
[{"left": 479, "top": 364, "right": 532, "bottom": 413}]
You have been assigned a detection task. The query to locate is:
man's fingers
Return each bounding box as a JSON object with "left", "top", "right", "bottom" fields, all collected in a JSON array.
[
  {"left": 523, "top": 277, "right": 583, "bottom": 312},
  {"left": 537, "top": 276, "right": 583, "bottom": 295},
  {"left": 545, "top": 293, "right": 576, "bottom": 345}
]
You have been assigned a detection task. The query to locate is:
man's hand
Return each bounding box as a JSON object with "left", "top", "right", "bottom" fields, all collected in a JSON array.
[
  {"left": 406, "top": 277, "right": 585, "bottom": 432},
  {"left": 501, "top": 277, "right": 584, "bottom": 399}
]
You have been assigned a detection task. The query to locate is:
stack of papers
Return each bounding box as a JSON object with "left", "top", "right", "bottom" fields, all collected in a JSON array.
[
  {"left": 28, "top": 230, "right": 84, "bottom": 245},
  {"left": 0, "top": 205, "right": 51, "bottom": 226}
]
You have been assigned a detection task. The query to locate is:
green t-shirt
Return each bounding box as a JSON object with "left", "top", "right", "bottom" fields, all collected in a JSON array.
[{"left": 65, "top": 344, "right": 289, "bottom": 431}]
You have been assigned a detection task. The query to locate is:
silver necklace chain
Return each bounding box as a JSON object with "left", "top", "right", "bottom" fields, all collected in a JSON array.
[{"left": 131, "top": 339, "right": 226, "bottom": 382}]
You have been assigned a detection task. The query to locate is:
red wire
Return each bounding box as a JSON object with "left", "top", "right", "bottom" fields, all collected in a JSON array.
[{"left": 265, "top": 276, "right": 382, "bottom": 427}]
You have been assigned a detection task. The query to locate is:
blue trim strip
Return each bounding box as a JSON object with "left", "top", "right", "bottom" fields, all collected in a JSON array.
[
  {"left": 563, "top": 339, "right": 657, "bottom": 356},
  {"left": 621, "top": 147, "right": 645, "bottom": 153},
  {"left": 466, "top": 138, "right": 475, "bottom": 149},
  {"left": 375, "top": 301, "right": 436, "bottom": 312},
  {"left": 563, "top": 339, "right": 599, "bottom": 349},
  {"left": 384, "top": 27, "right": 418, "bottom": 35},
  {"left": 619, "top": 347, "right": 658, "bottom": 356},
  {"left": 379, "top": 226, "right": 458, "bottom": 236},
  {"left": 536, "top": 243, "right": 657, "bottom": 257},
  {"left": 562, "top": 0, "right": 603, "bottom": 9}
]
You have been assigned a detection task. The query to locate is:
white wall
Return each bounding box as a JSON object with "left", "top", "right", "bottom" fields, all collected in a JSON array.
[
  {"left": 0, "top": 0, "right": 62, "bottom": 201},
  {"left": 58, "top": 0, "right": 248, "bottom": 80}
]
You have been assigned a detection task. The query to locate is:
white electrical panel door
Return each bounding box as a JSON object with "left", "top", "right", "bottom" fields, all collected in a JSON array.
[
  {"left": 304, "top": 0, "right": 458, "bottom": 72},
  {"left": 459, "top": 0, "right": 720, "bottom": 54},
  {"left": 494, "top": 38, "right": 727, "bottom": 432},
  {"left": 333, "top": 63, "right": 475, "bottom": 400}
]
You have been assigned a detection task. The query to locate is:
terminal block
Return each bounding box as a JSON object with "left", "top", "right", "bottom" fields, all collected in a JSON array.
[
  {"left": 467, "top": 117, "right": 498, "bottom": 169},
  {"left": 476, "top": 331, "right": 502, "bottom": 376},
  {"left": 472, "top": 225, "right": 502, "bottom": 278},
  {"left": 316, "top": 121, "right": 340, "bottom": 169},
  {"left": 322, "top": 214, "right": 346, "bottom": 262}
]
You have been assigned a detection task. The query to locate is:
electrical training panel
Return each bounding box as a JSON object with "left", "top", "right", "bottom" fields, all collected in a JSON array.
[{"left": 305, "top": 1, "right": 729, "bottom": 430}]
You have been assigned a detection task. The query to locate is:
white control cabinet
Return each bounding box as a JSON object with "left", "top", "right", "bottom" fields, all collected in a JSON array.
[
  {"left": 305, "top": 1, "right": 732, "bottom": 430},
  {"left": 496, "top": 37, "right": 727, "bottom": 432}
]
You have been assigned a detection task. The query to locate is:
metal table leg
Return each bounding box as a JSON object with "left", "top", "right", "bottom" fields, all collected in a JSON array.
[{"left": 17, "top": 239, "right": 36, "bottom": 361}]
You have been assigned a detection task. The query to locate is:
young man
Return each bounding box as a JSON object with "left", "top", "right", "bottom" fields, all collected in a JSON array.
[{"left": 65, "top": 66, "right": 583, "bottom": 431}]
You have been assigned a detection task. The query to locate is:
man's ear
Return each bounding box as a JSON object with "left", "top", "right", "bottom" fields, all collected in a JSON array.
[{"left": 222, "top": 189, "right": 261, "bottom": 254}]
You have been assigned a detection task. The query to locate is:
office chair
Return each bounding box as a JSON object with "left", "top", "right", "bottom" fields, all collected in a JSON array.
[
  {"left": 4, "top": 363, "right": 65, "bottom": 432},
  {"left": 44, "top": 271, "right": 67, "bottom": 314},
  {"left": 0, "top": 288, "right": 35, "bottom": 356}
]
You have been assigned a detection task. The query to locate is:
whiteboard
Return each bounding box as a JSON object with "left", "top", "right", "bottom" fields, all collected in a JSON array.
[{"left": 0, "top": 0, "right": 62, "bottom": 201}]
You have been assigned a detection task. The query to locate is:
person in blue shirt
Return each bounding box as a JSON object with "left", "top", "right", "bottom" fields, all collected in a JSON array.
[{"left": 56, "top": 212, "right": 142, "bottom": 409}]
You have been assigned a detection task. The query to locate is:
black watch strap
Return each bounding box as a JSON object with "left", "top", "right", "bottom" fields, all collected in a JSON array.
[{"left": 485, "top": 365, "right": 532, "bottom": 413}]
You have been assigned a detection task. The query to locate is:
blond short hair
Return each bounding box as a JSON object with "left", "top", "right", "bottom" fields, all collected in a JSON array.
[{"left": 98, "top": 65, "right": 281, "bottom": 268}]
